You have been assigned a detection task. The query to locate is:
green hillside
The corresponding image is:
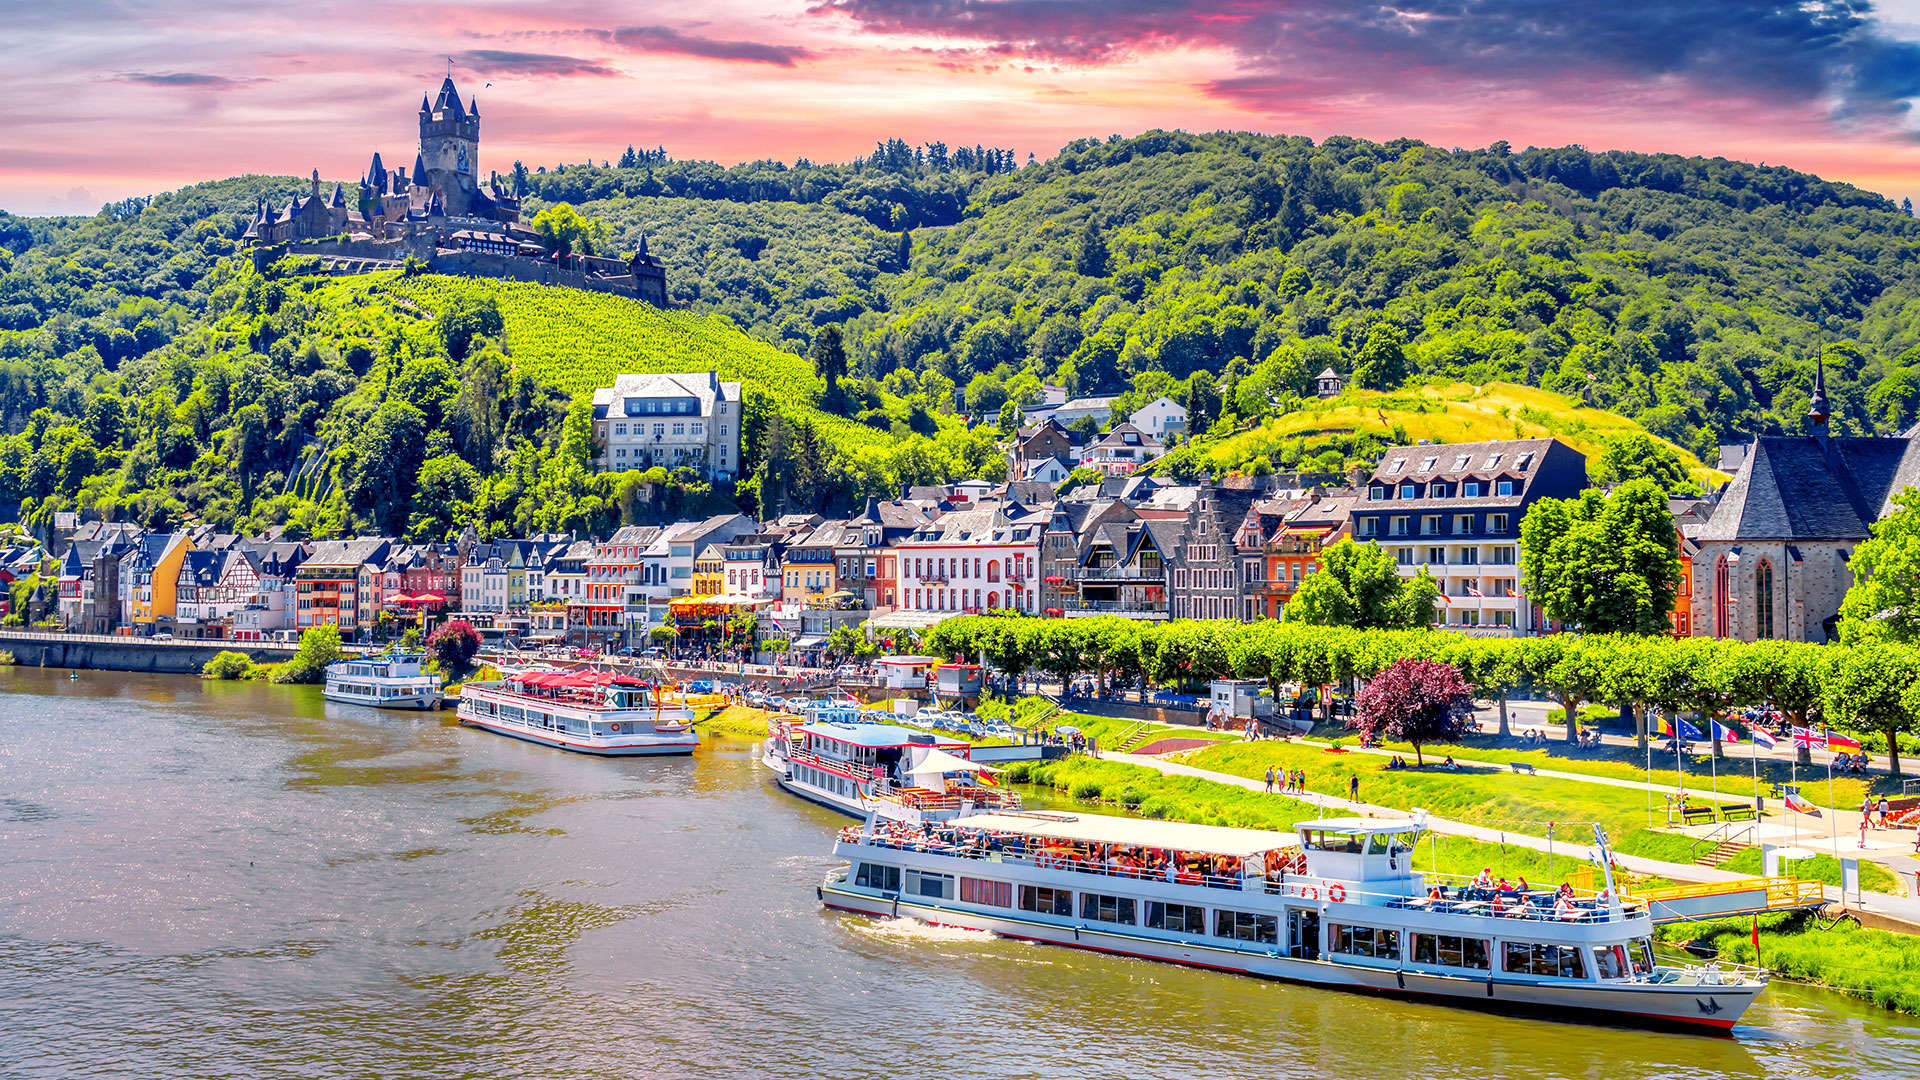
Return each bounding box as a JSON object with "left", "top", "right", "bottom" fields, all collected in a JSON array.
[{"left": 1154, "top": 381, "right": 1726, "bottom": 487}]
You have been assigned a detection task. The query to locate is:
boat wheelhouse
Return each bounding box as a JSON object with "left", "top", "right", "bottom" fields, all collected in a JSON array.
[
  {"left": 822, "top": 813, "right": 1765, "bottom": 1031},
  {"left": 763, "top": 719, "right": 1021, "bottom": 822},
  {"left": 322, "top": 652, "right": 442, "bottom": 710},
  {"left": 457, "top": 668, "right": 699, "bottom": 756}
]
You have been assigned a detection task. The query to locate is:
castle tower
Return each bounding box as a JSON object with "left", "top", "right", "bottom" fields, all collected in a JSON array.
[{"left": 417, "top": 75, "right": 481, "bottom": 216}]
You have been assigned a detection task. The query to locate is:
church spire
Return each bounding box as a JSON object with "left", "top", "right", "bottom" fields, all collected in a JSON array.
[{"left": 1808, "top": 347, "right": 1831, "bottom": 439}]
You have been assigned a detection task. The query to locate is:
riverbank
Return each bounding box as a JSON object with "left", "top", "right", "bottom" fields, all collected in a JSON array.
[
  {"left": 1660, "top": 912, "right": 1920, "bottom": 1015},
  {"left": 0, "top": 628, "right": 298, "bottom": 675}
]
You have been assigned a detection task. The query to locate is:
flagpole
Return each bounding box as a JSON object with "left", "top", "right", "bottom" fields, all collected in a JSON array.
[
  {"left": 1645, "top": 721, "right": 1654, "bottom": 830},
  {"left": 1828, "top": 749, "right": 1840, "bottom": 864},
  {"left": 1789, "top": 744, "right": 1799, "bottom": 850}
]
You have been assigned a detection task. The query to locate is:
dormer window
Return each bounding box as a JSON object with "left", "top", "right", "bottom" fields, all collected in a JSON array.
[
  {"left": 1496, "top": 479, "right": 1515, "bottom": 496},
  {"left": 1514, "top": 452, "right": 1534, "bottom": 469},
  {"left": 1463, "top": 480, "right": 1482, "bottom": 497},
  {"left": 1420, "top": 457, "right": 1437, "bottom": 471},
  {"left": 1485, "top": 453, "right": 1502, "bottom": 468},
  {"left": 1453, "top": 454, "right": 1471, "bottom": 470},
  {"left": 1386, "top": 459, "right": 1405, "bottom": 474},
  {"left": 1399, "top": 483, "right": 1418, "bottom": 498},
  {"left": 1370, "top": 485, "right": 1388, "bottom": 501},
  {"left": 1428, "top": 482, "right": 1446, "bottom": 498}
]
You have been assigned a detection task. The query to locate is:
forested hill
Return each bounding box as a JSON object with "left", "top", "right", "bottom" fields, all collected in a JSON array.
[
  {"left": 544, "top": 132, "right": 1920, "bottom": 461},
  {"left": 4, "top": 130, "right": 1920, "bottom": 537}
]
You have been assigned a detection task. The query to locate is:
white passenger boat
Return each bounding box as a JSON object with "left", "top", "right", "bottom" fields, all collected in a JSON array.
[
  {"left": 762, "top": 718, "right": 1022, "bottom": 822},
  {"left": 322, "top": 652, "right": 443, "bottom": 710},
  {"left": 822, "top": 813, "right": 1766, "bottom": 1031},
  {"left": 457, "top": 668, "right": 699, "bottom": 756}
]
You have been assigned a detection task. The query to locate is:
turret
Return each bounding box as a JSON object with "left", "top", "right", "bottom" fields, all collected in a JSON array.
[{"left": 310, "top": 168, "right": 320, "bottom": 198}]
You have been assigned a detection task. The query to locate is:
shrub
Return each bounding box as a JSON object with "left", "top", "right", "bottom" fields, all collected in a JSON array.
[
  {"left": 0, "top": 650, "right": 14, "bottom": 666},
  {"left": 202, "top": 651, "right": 254, "bottom": 680},
  {"left": 1070, "top": 779, "right": 1104, "bottom": 801},
  {"left": 426, "top": 620, "right": 482, "bottom": 678},
  {"left": 273, "top": 626, "right": 345, "bottom": 684}
]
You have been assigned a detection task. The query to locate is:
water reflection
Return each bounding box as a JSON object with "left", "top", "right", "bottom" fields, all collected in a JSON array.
[{"left": 1, "top": 666, "right": 1914, "bottom": 1080}]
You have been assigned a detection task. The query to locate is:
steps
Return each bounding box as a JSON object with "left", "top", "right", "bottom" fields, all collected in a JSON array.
[
  {"left": 1698, "top": 840, "right": 1751, "bottom": 868},
  {"left": 1116, "top": 722, "right": 1156, "bottom": 753}
]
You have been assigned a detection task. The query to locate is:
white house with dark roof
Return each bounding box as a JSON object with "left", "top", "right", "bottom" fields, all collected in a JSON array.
[
  {"left": 1351, "top": 437, "right": 1588, "bottom": 635},
  {"left": 1080, "top": 423, "right": 1165, "bottom": 476},
  {"left": 591, "top": 371, "right": 742, "bottom": 480},
  {"left": 1128, "top": 396, "right": 1188, "bottom": 440}
]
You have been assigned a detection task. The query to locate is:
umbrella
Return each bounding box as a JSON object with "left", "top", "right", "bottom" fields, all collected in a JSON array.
[
  {"left": 1054, "top": 725, "right": 1081, "bottom": 736},
  {"left": 416, "top": 593, "right": 446, "bottom": 603},
  {"left": 1043, "top": 576, "right": 1065, "bottom": 584},
  {"left": 1043, "top": 607, "right": 1064, "bottom": 616}
]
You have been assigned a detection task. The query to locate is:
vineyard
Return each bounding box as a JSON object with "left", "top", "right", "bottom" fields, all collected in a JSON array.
[{"left": 344, "top": 272, "right": 948, "bottom": 453}]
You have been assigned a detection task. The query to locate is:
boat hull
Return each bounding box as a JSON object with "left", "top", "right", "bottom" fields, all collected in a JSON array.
[
  {"left": 819, "top": 885, "right": 1759, "bottom": 1031},
  {"left": 762, "top": 747, "right": 871, "bottom": 817},
  {"left": 323, "top": 688, "right": 441, "bottom": 710},
  {"left": 458, "top": 711, "right": 698, "bottom": 756}
]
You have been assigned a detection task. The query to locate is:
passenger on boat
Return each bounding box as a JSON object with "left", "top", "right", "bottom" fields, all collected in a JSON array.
[{"left": 1471, "top": 868, "right": 1494, "bottom": 890}]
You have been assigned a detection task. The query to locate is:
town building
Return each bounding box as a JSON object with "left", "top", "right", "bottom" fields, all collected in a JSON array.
[
  {"left": 1689, "top": 367, "right": 1917, "bottom": 642},
  {"left": 1170, "top": 485, "right": 1263, "bottom": 621},
  {"left": 1128, "top": 396, "right": 1188, "bottom": 440},
  {"left": 1052, "top": 395, "right": 1119, "bottom": 429},
  {"left": 297, "top": 539, "right": 391, "bottom": 638},
  {"left": 126, "top": 533, "right": 194, "bottom": 631},
  {"left": 896, "top": 501, "right": 1045, "bottom": 618},
  {"left": 1315, "top": 367, "right": 1347, "bottom": 398},
  {"left": 1350, "top": 438, "right": 1589, "bottom": 635},
  {"left": 591, "top": 372, "right": 743, "bottom": 481},
  {"left": 1079, "top": 423, "right": 1165, "bottom": 477}
]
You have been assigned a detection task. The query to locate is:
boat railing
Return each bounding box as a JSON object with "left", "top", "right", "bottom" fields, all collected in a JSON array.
[{"left": 842, "top": 829, "right": 1250, "bottom": 891}]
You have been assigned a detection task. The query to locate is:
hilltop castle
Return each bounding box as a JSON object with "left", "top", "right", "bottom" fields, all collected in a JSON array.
[{"left": 244, "top": 75, "right": 667, "bottom": 305}]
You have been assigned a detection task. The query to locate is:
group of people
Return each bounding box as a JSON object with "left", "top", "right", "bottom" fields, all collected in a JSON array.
[
  {"left": 1835, "top": 752, "right": 1872, "bottom": 776},
  {"left": 853, "top": 820, "right": 1251, "bottom": 889},
  {"left": 1264, "top": 766, "right": 1310, "bottom": 795},
  {"left": 1438, "top": 869, "right": 1601, "bottom": 921}
]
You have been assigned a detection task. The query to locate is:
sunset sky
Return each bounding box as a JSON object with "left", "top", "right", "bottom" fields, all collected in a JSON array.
[{"left": 9, "top": 1, "right": 1920, "bottom": 215}]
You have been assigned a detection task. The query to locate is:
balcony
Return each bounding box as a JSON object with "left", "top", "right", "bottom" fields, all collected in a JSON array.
[
  {"left": 1073, "top": 564, "right": 1165, "bottom": 583},
  {"left": 1059, "top": 599, "right": 1168, "bottom": 620}
]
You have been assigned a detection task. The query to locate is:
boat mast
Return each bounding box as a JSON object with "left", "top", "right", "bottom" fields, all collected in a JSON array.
[{"left": 1591, "top": 823, "right": 1621, "bottom": 915}]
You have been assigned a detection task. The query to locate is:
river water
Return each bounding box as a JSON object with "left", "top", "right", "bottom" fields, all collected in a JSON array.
[{"left": 1, "top": 667, "right": 1914, "bottom": 1079}]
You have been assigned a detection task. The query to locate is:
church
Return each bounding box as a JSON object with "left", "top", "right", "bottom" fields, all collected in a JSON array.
[
  {"left": 1687, "top": 360, "right": 1920, "bottom": 642},
  {"left": 244, "top": 75, "right": 667, "bottom": 306}
]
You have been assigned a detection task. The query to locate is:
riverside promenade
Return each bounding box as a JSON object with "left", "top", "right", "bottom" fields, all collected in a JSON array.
[{"left": 1105, "top": 746, "right": 1920, "bottom": 933}]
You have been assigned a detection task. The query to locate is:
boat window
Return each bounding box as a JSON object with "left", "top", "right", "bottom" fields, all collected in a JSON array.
[
  {"left": 1215, "top": 910, "right": 1279, "bottom": 944},
  {"left": 1503, "top": 941, "right": 1586, "bottom": 979},
  {"left": 1628, "top": 938, "right": 1656, "bottom": 976},
  {"left": 1301, "top": 830, "right": 1366, "bottom": 854},
  {"left": 1018, "top": 885, "right": 1073, "bottom": 917},
  {"left": 1080, "top": 893, "right": 1137, "bottom": 925},
  {"left": 960, "top": 878, "right": 1011, "bottom": 907},
  {"left": 1410, "top": 933, "right": 1489, "bottom": 970},
  {"left": 904, "top": 870, "right": 954, "bottom": 900},
  {"left": 1592, "top": 944, "right": 1627, "bottom": 980},
  {"left": 854, "top": 863, "right": 902, "bottom": 892},
  {"left": 1329, "top": 923, "right": 1400, "bottom": 960},
  {"left": 1145, "top": 902, "right": 1207, "bottom": 934}
]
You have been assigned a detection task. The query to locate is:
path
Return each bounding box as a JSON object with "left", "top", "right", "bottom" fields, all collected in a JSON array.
[{"left": 1101, "top": 750, "right": 1920, "bottom": 932}]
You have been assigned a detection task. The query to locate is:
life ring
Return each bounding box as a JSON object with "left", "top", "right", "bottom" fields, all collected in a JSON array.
[
  {"left": 1328, "top": 883, "right": 1346, "bottom": 903},
  {"left": 610, "top": 723, "right": 622, "bottom": 733},
  {"left": 1303, "top": 886, "right": 1319, "bottom": 901}
]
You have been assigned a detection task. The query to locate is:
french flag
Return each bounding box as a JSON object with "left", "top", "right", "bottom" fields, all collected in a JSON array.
[{"left": 1711, "top": 720, "right": 1740, "bottom": 742}]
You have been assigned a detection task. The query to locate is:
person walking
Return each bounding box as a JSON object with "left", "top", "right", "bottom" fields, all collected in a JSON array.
[
  {"left": 1348, "top": 773, "right": 1360, "bottom": 804},
  {"left": 1265, "top": 766, "right": 1275, "bottom": 794}
]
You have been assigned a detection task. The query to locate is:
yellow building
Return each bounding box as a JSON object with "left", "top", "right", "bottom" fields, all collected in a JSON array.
[
  {"left": 692, "top": 544, "right": 727, "bottom": 596},
  {"left": 128, "top": 533, "right": 194, "bottom": 626},
  {"left": 780, "top": 528, "right": 838, "bottom": 606}
]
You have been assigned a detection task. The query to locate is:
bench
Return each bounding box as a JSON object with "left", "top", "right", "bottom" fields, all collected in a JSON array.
[
  {"left": 1509, "top": 761, "right": 1538, "bottom": 775},
  {"left": 1718, "top": 805, "right": 1758, "bottom": 822}
]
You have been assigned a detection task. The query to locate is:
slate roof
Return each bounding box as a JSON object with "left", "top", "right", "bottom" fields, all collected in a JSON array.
[
  {"left": 1358, "top": 438, "right": 1586, "bottom": 513},
  {"left": 1697, "top": 435, "right": 1920, "bottom": 542}
]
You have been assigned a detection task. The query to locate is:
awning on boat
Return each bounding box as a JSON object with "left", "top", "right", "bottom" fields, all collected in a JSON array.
[{"left": 908, "top": 748, "right": 998, "bottom": 779}]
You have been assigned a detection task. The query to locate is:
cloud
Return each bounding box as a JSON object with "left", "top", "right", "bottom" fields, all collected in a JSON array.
[
  {"left": 113, "top": 72, "right": 257, "bottom": 90},
  {"left": 453, "top": 50, "right": 620, "bottom": 78},
  {"left": 814, "top": 0, "right": 1920, "bottom": 131},
  {"left": 598, "top": 25, "right": 816, "bottom": 67}
]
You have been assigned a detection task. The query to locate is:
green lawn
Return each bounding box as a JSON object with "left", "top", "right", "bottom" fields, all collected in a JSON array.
[{"left": 1662, "top": 912, "right": 1920, "bottom": 1014}]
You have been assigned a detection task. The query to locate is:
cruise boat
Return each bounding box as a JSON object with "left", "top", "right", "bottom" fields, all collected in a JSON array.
[
  {"left": 762, "top": 718, "right": 1022, "bottom": 822},
  {"left": 322, "top": 652, "right": 443, "bottom": 710},
  {"left": 457, "top": 669, "right": 699, "bottom": 755},
  {"left": 821, "top": 813, "right": 1766, "bottom": 1030}
]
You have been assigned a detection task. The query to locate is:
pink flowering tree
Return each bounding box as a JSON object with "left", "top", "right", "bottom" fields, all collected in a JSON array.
[{"left": 1356, "top": 658, "right": 1475, "bottom": 766}]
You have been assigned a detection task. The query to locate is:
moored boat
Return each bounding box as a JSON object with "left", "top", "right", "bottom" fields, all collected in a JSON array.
[
  {"left": 821, "top": 813, "right": 1766, "bottom": 1030},
  {"left": 457, "top": 668, "right": 699, "bottom": 756},
  {"left": 322, "top": 652, "right": 442, "bottom": 710},
  {"left": 762, "top": 717, "right": 1022, "bottom": 822}
]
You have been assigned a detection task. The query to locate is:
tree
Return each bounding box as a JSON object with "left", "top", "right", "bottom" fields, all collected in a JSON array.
[
  {"left": 273, "top": 626, "right": 344, "bottom": 684},
  {"left": 341, "top": 400, "right": 429, "bottom": 535},
  {"left": 1356, "top": 658, "right": 1475, "bottom": 765},
  {"left": 426, "top": 619, "right": 483, "bottom": 678},
  {"left": 1286, "top": 538, "right": 1438, "bottom": 630},
  {"left": 202, "top": 650, "right": 253, "bottom": 680},
  {"left": 1839, "top": 490, "right": 1920, "bottom": 644},
  {"left": 432, "top": 295, "right": 503, "bottom": 362},
  {"left": 530, "top": 203, "right": 599, "bottom": 257},
  {"left": 1519, "top": 478, "right": 1680, "bottom": 635},
  {"left": 810, "top": 325, "right": 847, "bottom": 389},
  {"left": 1831, "top": 644, "right": 1920, "bottom": 775},
  {"left": 1591, "top": 432, "right": 1690, "bottom": 491},
  {"left": 964, "top": 372, "right": 1009, "bottom": 419},
  {"left": 1518, "top": 634, "right": 1611, "bottom": 744},
  {"left": 1184, "top": 371, "right": 1219, "bottom": 435},
  {"left": 827, "top": 622, "right": 876, "bottom": 661},
  {"left": 1073, "top": 219, "right": 1109, "bottom": 277},
  {"left": 1353, "top": 322, "right": 1409, "bottom": 390},
  {"left": 408, "top": 454, "right": 479, "bottom": 540},
  {"left": 996, "top": 400, "right": 1022, "bottom": 436},
  {"left": 1723, "top": 639, "right": 1830, "bottom": 764}
]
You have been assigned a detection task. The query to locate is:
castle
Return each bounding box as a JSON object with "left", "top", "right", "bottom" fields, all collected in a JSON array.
[{"left": 244, "top": 75, "right": 667, "bottom": 305}]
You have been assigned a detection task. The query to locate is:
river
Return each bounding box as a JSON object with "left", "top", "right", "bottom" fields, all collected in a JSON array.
[{"left": 1, "top": 667, "right": 1913, "bottom": 1079}]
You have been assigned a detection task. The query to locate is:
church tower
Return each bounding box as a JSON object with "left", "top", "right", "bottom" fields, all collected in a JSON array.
[{"left": 417, "top": 75, "right": 481, "bottom": 216}]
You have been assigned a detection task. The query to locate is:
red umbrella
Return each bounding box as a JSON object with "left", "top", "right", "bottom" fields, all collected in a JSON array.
[
  {"left": 1043, "top": 576, "right": 1064, "bottom": 584},
  {"left": 416, "top": 593, "right": 446, "bottom": 603},
  {"left": 1044, "top": 607, "right": 1064, "bottom": 617}
]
